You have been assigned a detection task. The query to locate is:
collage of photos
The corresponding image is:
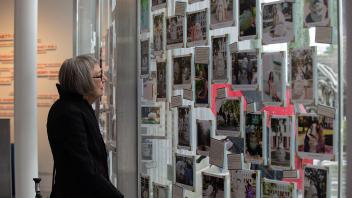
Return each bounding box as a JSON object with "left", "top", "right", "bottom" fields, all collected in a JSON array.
[
  {"left": 210, "top": 0, "right": 235, "bottom": 29},
  {"left": 270, "top": 117, "right": 291, "bottom": 169},
  {"left": 230, "top": 170, "right": 259, "bottom": 198},
  {"left": 167, "top": 16, "right": 184, "bottom": 49},
  {"left": 196, "top": 120, "right": 211, "bottom": 156},
  {"left": 140, "top": 40, "right": 150, "bottom": 76},
  {"left": 245, "top": 113, "right": 263, "bottom": 164},
  {"left": 212, "top": 35, "right": 228, "bottom": 82},
  {"left": 141, "top": 106, "right": 161, "bottom": 125},
  {"left": 153, "top": 13, "right": 164, "bottom": 55},
  {"left": 239, "top": 0, "right": 257, "bottom": 40},
  {"left": 304, "top": 166, "right": 329, "bottom": 198},
  {"left": 202, "top": 173, "right": 225, "bottom": 198},
  {"left": 153, "top": 183, "right": 169, "bottom": 198},
  {"left": 262, "top": 1, "right": 294, "bottom": 45},
  {"left": 187, "top": 9, "right": 208, "bottom": 47},
  {"left": 262, "top": 52, "right": 284, "bottom": 105},
  {"left": 262, "top": 179, "right": 296, "bottom": 198},
  {"left": 156, "top": 62, "right": 166, "bottom": 100},
  {"left": 178, "top": 107, "right": 191, "bottom": 149},
  {"left": 216, "top": 98, "right": 242, "bottom": 136},
  {"left": 173, "top": 55, "right": 192, "bottom": 89},
  {"left": 304, "top": 0, "right": 330, "bottom": 27},
  {"left": 232, "top": 50, "right": 258, "bottom": 90},
  {"left": 141, "top": 176, "right": 150, "bottom": 198},
  {"left": 175, "top": 154, "right": 195, "bottom": 191},
  {"left": 195, "top": 63, "right": 209, "bottom": 106}
]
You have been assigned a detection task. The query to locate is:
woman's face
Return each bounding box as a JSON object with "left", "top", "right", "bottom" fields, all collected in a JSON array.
[{"left": 91, "top": 64, "right": 106, "bottom": 99}]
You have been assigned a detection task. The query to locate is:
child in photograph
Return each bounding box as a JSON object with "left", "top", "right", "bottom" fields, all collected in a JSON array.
[{"left": 306, "top": 0, "right": 328, "bottom": 23}]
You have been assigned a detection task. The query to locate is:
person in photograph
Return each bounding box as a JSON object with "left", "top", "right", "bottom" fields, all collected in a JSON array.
[
  {"left": 194, "top": 21, "right": 203, "bottom": 40},
  {"left": 250, "top": 66, "right": 257, "bottom": 84},
  {"left": 271, "top": 4, "right": 287, "bottom": 37},
  {"left": 174, "top": 61, "right": 181, "bottom": 84},
  {"left": 216, "top": 0, "right": 228, "bottom": 22},
  {"left": 196, "top": 69, "right": 208, "bottom": 102},
  {"left": 214, "top": 49, "right": 225, "bottom": 78},
  {"left": 154, "top": 18, "right": 162, "bottom": 51},
  {"left": 305, "top": 0, "right": 328, "bottom": 23},
  {"left": 182, "top": 66, "right": 190, "bottom": 83},
  {"left": 265, "top": 72, "right": 279, "bottom": 101},
  {"left": 304, "top": 120, "right": 325, "bottom": 153},
  {"left": 168, "top": 18, "right": 178, "bottom": 41}
]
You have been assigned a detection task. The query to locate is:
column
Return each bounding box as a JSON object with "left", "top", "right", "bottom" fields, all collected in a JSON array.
[{"left": 14, "top": 0, "right": 38, "bottom": 197}]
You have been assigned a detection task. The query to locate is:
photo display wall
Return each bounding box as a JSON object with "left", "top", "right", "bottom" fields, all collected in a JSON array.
[{"left": 138, "top": 0, "right": 339, "bottom": 197}]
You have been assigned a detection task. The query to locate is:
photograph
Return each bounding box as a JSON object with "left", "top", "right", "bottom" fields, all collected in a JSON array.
[
  {"left": 141, "top": 106, "right": 161, "bottom": 125},
  {"left": 195, "top": 63, "right": 209, "bottom": 106},
  {"left": 141, "top": 39, "right": 149, "bottom": 76},
  {"left": 245, "top": 113, "right": 263, "bottom": 163},
  {"left": 167, "top": 16, "right": 184, "bottom": 49},
  {"left": 141, "top": 175, "right": 150, "bottom": 198},
  {"left": 173, "top": 55, "right": 192, "bottom": 89},
  {"left": 156, "top": 62, "right": 166, "bottom": 100},
  {"left": 210, "top": 0, "right": 235, "bottom": 29},
  {"left": 197, "top": 120, "right": 211, "bottom": 156},
  {"left": 297, "top": 114, "right": 334, "bottom": 158},
  {"left": 212, "top": 35, "right": 228, "bottom": 82},
  {"left": 187, "top": 9, "right": 208, "bottom": 47},
  {"left": 202, "top": 173, "right": 225, "bottom": 198},
  {"left": 140, "top": 0, "right": 150, "bottom": 33},
  {"left": 304, "top": 0, "right": 330, "bottom": 27},
  {"left": 232, "top": 50, "right": 258, "bottom": 90},
  {"left": 153, "top": 13, "right": 164, "bottom": 55},
  {"left": 178, "top": 106, "right": 191, "bottom": 149},
  {"left": 175, "top": 154, "right": 195, "bottom": 190},
  {"left": 151, "top": 0, "right": 167, "bottom": 11},
  {"left": 143, "top": 72, "right": 157, "bottom": 101},
  {"left": 291, "top": 47, "right": 316, "bottom": 104},
  {"left": 262, "top": 52, "right": 284, "bottom": 104},
  {"left": 189, "top": 0, "right": 204, "bottom": 3},
  {"left": 141, "top": 137, "right": 153, "bottom": 161},
  {"left": 304, "top": 166, "right": 329, "bottom": 198},
  {"left": 153, "top": 183, "right": 169, "bottom": 198},
  {"left": 230, "top": 170, "right": 259, "bottom": 198},
  {"left": 270, "top": 117, "right": 291, "bottom": 168},
  {"left": 262, "top": 178, "right": 296, "bottom": 198},
  {"left": 250, "top": 164, "right": 283, "bottom": 180},
  {"left": 224, "top": 136, "right": 244, "bottom": 154},
  {"left": 216, "top": 98, "right": 242, "bottom": 136},
  {"left": 239, "top": 0, "right": 257, "bottom": 40},
  {"left": 262, "top": 1, "right": 294, "bottom": 45}
]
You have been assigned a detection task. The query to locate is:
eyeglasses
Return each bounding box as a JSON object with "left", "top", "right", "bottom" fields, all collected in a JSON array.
[{"left": 92, "top": 69, "right": 104, "bottom": 81}]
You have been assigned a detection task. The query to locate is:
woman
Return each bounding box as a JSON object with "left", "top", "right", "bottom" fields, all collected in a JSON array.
[{"left": 47, "top": 55, "right": 124, "bottom": 198}]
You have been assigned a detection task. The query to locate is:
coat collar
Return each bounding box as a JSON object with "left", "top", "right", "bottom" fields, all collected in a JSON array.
[{"left": 56, "top": 84, "right": 84, "bottom": 101}]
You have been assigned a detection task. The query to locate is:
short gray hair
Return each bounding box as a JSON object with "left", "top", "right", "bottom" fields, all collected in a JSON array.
[{"left": 58, "top": 55, "right": 98, "bottom": 96}]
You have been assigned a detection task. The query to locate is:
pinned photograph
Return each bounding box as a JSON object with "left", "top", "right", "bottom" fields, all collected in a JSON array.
[
  {"left": 141, "top": 106, "right": 161, "bottom": 125},
  {"left": 143, "top": 72, "right": 157, "bottom": 101},
  {"left": 173, "top": 55, "right": 192, "bottom": 89},
  {"left": 141, "top": 175, "right": 150, "bottom": 198},
  {"left": 142, "top": 137, "right": 153, "bottom": 161},
  {"left": 195, "top": 63, "right": 209, "bottom": 106},
  {"left": 270, "top": 117, "right": 291, "bottom": 169},
  {"left": 262, "top": 178, "right": 296, "bottom": 198},
  {"left": 262, "top": 52, "right": 285, "bottom": 105},
  {"left": 202, "top": 173, "right": 225, "bottom": 198},
  {"left": 196, "top": 120, "right": 211, "bottom": 156},
  {"left": 291, "top": 47, "right": 316, "bottom": 104},
  {"left": 178, "top": 106, "right": 191, "bottom": 150},
  {"left": 245, "top": 113, "right": 263, "bottom": 164},
  {"left": 140, "top": 0, "right": 150, "bottom": 33},
  {"left": 175, "top": 154, "right": 195, "bottom": 191},
  {"left": 151, "top": 0, "right": 167, "bottom": 11},
  {"left": 167, "top": 16, "right": 184, "bottom": 49},
  {"left": 157, "top": 61, "right": 166, "bottom": 100},
  {"left": 304, "top": 0, "right": 330, "bottom": 27},
  {"left": 187, "top": 9, "right": 208, "bottom": 47},
  {"left": 153, "top": 13, "right": 164, "bottom": 55},
  {"left": 262, "top": 1, "right": 294, "bottom": 45},
  {"left": 230, "top": 170, "right": 260, "bottom": 198},
  {"left": 212, "top": 35, "right": 228, "bottom": 82},
  {"left": 238, "top": 0, "right": 257, "bottom": 40},
  {"left": 304, "top": 166, "right": 329, "bottom": 198},
  {"left": 153, "top": 183, "right": 169, "bottom": 198},
  {"left": 141, "top": 39, "right": 149, "bottom": 76},
  {"left": 232, "top": 50, "right": 258, "bottom": 90},
  {"left": 216, "top": 98, "right": 242, "bottom": 136},
  {"left": 224, "top": 137, "right": 244, "bottom": 154},
  {"left": 210, "top": 0, "right": 235, "bottom": 29}
]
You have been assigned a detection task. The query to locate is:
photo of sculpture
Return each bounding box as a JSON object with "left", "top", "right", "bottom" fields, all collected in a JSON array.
[
  {"left": 210, "top": 0, "right": 235, "bottom": 29},
  {"left": 212, "top": 36, "right": 227, "bottom": 81}
]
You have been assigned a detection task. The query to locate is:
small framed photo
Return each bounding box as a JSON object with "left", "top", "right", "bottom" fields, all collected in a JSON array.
[
  {"left": 141, "top": 175, "right": 150, "bottom": 198},
  {"left": 304, "top": 0, "right": 330, "bottom": 27},
  {"left": 177, "top": 106, "right": 192, "bottom": 150},
  {"left": 140, "top": 0, "right": 150, "bottom": 33},
  {"left": 216, "top": 97, "right": 244, "bottom": 137},
  {"left": 230, "top": 170, "right": 260, "bottom": 198},
  {"left": 173, "top": 55, "right": 192, "bottom": 89},
  {"left": 156, "top": 61, "right": 167, "bottom": 100},
  {"left": 153, "top": 13, "right": 165, "bottom": 56},
  {"left": 202, "top": 172, "right": 225, "bottom": 197},
  {"left": 153, "top": 182, "right": 169, "bottom": 198},
  {"left": 140, "top": 39, "right": 150, "bottom": 77},
  {"left": 142, "top": 72, "right": 157, "bottom": 102},
  {"left": 232, "top": 50, "right": 258, "bottom": 90},
  {"left": 141, "top": 106, "right": 161, "bottom": 125},
  {"left": 151, "top": 0, "right": 167, "bottom": 11},
  {"left": 210, "top": 0, "right": 235, "bottom": 29},
  {"left": 262, "top": 1, "right": 294, "bottom": 45},
  {"left": 167, "top": 16, "right": 184, "bottom": 49},
  {"left": 141, "top": 137, "right": 153, "bottom": 161},
  {"left": 195, "top": 63, "right": 209, "bottom": 106},
  {"left": 212, "top": 35, "right": 228, "bottom": 82},
  {"left": 238, "top": 0, "right": 257, "bottom": 41},
  {"left": 187, "top": 9, "right": 208, "bottom": 47},
  {"left": 141, "top": 103, "right": 166, "bottom": 137},
  {"left": 196, "top": 119, "right": 212, "bottom": 156},
  {"left": 174, "top": 154, "right": 195, "bottom": 191},
  {"left": 304, "top": 165, "right": 330, "bottom": 198},
  {"left": 262, "top": 178, "right": 297, "bottom": 197}
]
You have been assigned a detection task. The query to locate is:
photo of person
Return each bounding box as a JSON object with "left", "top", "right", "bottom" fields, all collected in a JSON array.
[
  {"left": 304, "top": 166, "right": 328, "bottom": 198},
  {"left": 151, "top": 0, "right": 166, "bottom": 11},
  {"left": 141, "top": 176, "right": 150, "bottom": 198},
  {"left": 178, "top": 106, "right": 191, "bottom": 149},
  {"left": 167, "top": 16, "right": 184, "bottom": 49},
  {"left": 304, "top": 0, "right": 330, "bottom": 27},
  {"left": 153, "top": 183, "right": 168, "bottom": 198},
  {"left": 141, "top": 107, "right": 161, "bottom": 124},
  {"left": 187, "top": 9, "right": 208, "bottom": 47},
  {"left": 262, "top": 52, "right": 284, "bottom": 104},
  {"left": 140, "top": 0, "right": 150, "bottom": 33},
  {"left": 197, "top": 120, "right": 211, "bottom": 156},
  {"left": 262, "top": 1, "right": 294, "bottom": 45},
  {"left": 173, "top": 55, "right": 192, "bottom": 89},
  {"left": 239, "top": 0, "right": 257, "bottom": 40},
  {"left": 142, "top": 137, "right": 153, "bottom": 161},
  {"left": 195, "top": 63, "right": 209, "bottom": 105},
  {"left": 175, "top": 154, "right": 194, "bottom": 190},
  {"left": 230, "top": 170, "right": 258, "bottom": 198},
  {"left": 212, "top": 35, "right": 228, "bottom": 82},
  {"left": 232, "top": 50, "right": 258, "bottom": 90},
  {"left": 202, "top": 173, "right": 225, "bottom": 198},
  {"left": 216, "top": 98, "right": 241, "bottom": 136},
  {"left": 210, "top": 0, "right": 235, "bottom": 29},
  {"left": 153, "top": 14, "right": 164, "bottom": 55},
  {"left": 270, "top": 117, "right": 291, "bottom": 168},
  {"left": 291, "top": 47, "right": 316, "bottom": 104},
  {"left": 297, "top": 115, "right": 334, "bottom": 157},
  {"left": 245, "top": 113, "right": 263, "bottom": 163},
  {"left": 141, "top": 39, "right": 149, "bottom": 76},
  {"left": 262, "top": 178, "right": 296, "bottom": 198},
  {"left": 157, "top": 62, "right": 166, "bottom": 100}
]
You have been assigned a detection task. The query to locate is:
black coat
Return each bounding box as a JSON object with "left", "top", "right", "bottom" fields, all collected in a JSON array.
[{"left": 47, "top": 85, "right": 123, "bottom": 198}]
